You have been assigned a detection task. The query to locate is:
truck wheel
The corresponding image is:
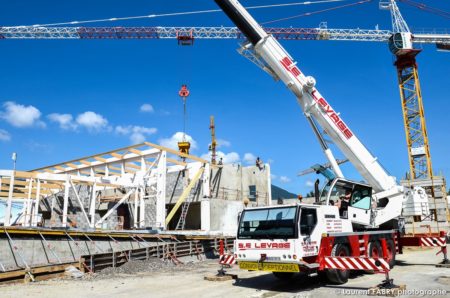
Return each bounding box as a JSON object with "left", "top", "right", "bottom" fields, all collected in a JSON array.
[
  {"left": 365, "top": 241, "right": 382, "bottom": 274},
  {"left": 272, "top": 272, "right": 294, "bottom": 280},
  {"left": 325, "top": 243, "right": 350, "bottom": 284},
  {"left": 386, "top": 239, "right": 396, "bottom": 269}
]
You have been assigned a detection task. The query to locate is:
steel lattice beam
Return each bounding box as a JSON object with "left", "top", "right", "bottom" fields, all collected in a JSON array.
[
  {"left": 0, "top": 26, "right": 448, "bottom": 45},
  {"left": 396, "top": 50, "right": 433, "bottom": 179}
]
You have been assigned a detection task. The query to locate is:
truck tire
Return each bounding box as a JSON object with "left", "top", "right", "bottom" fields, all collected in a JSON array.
[
  {"left": 365, "top": 241, "right": 382, "bottom": 274},
  {"left": 325, "top": 243, "right": 350, "bottom": 285},
  {"left": 386, "top": 239, "right": 396, "bottom": 269},
  {"left": 272, "top": 272, "right": 294, "bottom": 280}
]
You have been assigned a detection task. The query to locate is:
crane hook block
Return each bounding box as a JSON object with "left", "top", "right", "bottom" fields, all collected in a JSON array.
[{"left": 179, "top": 85, "right": 190, "bottom": 98}]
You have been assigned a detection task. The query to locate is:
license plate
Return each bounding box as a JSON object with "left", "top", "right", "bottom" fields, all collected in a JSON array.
[{"left": 239, "top": 262, "right": 299, "bottom": 272}]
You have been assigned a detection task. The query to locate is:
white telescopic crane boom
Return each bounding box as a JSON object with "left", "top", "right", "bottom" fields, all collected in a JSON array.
[{"left": 214, "top": 0, "right": 398, "bottom": 194}]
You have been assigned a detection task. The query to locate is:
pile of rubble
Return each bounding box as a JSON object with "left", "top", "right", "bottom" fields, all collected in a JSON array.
[{"left": 89, "top": 258, "right": 202, "bottom": 279}]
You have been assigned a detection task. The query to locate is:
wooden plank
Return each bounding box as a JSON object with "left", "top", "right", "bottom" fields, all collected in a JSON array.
[
  {"left": 129, "top": 148, "right": 143, "bottom": 155},
  {"left": 14, "top": 171, "right": 37, "bottom": 179},
  {"left": 144, "top": 141, "right": 208, "bottom": 163},
  {"left": 167, "top": 157, "right": 187, "bottom": 167},
  {"left": 94, "top": 156, "right": 107, "bottom": 162},
  {"left": 79, "top": 160, "right": 92, "bottom": 166},
  {"left": 165, "top": 167, "right": 205, "bottom": 225},
  {"left": 0, "top": 179, "right": 28, "bottom": 186},
  {"left": 65, "top": 163, "right": 79, "bottom": 169},
  {"left": 110, "top": 152, "right": 122, "bottom": 159}
]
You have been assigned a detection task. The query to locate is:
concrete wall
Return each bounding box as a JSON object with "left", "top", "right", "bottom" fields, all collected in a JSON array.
[
  {"left": 209, "top": 164, "right": 271, "bottom": 206},
  {"left": 0, "top": 235, "right": 152, "bottom": 271},
  {"left": 209, "top": 199, "right": 244, "bottom": 236}
]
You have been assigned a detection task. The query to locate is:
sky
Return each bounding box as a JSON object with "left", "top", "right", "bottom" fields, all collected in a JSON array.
[{"left": 0, "top": 0, "right": 449, "bottom": 196}]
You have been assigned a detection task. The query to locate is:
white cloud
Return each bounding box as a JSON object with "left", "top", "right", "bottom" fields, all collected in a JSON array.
[
  {"left": 201, "top": 151, "right": 240, "bottom": 164},
  {"left": 76, "top": 111, "right": 108, "bottom": 132},
  {"left": 270, "top": 174, "right": 277, "bottom": 180},
  {"left": 243, "top": 153, "right": 257, "bottom": 165},
  {"left": 1, "top": 101, "right": 45, "bottom": 128},
  {"left": 159, "top": 132, "right": 198, "bottom": 151},
  {"left": 267, "top": 158, "right": 274, "bottom": 164},
  {"left": 279, "top": 176, "right": 291, "bottom": 183},
  {"left": 47, "top": 113, "right": 77, "bottom": 130},
  {"left": 0, "top": 129, "right": 11, "bottom": 141},
  {"left": 218, "top": 151, "right": 240, "bottom": 164},
  {"left": 140, "top": 103, "right": 154, "bottom": 113},
  {"left": 217, "top": 139, "right": 231, "bottom": 148},
  {"left": 305, "top": 180, "right": 314, "bottom": 187},
  {"left": 115, "top": 125, "right": 157, "bottom": 144}
]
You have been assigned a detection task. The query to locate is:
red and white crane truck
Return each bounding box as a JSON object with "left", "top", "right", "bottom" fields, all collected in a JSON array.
[{"left": 214, "top": 0, "right": 449, "bottom": 284}]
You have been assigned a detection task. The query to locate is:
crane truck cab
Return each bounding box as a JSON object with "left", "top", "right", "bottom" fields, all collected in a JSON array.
[
  {"left": 319, "top": 178, "right": 373, "bottom": 228},
  {"left": 235, "top": 203, "right": 353, "bottom": 278}
]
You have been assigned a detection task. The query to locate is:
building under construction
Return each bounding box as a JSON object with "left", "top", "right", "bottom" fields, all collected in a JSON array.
[{"left": 0, "top": 142, "right": 272, "bottom": 279}]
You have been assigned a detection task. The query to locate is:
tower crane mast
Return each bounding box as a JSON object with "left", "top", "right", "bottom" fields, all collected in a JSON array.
[{"left": 380, "top": 0, "right": 434, "bottom": 180}]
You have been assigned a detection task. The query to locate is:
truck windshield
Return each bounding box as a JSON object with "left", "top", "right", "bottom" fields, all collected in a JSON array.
[
  {"left": 238, "top": 206, "right": 297, "bottom": 239},
  {"left": 319, "top": 180, "right": 333, "bottom": 204}
]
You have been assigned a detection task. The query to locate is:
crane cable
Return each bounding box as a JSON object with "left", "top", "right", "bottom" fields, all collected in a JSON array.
[
  {"left": 399, "top": 0, "right": 450, "bottom": 20},
  {"left": 21, "top": 0, "right": 347, "bottom": 27},
  {"left": 261, "top": 0, "right": 372, "bottom": 25}
]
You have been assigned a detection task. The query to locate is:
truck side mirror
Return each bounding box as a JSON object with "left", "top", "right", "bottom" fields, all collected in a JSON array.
[{"left": 237, "top": 211, "right": 242, "bottom": 224}]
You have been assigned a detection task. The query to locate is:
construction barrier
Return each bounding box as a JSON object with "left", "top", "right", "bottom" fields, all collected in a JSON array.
[
  {"left": 420, "top": 237, "right": 446, "bottom": 247},
  {"left": 323, "top": 256, "right": 390, "bottom": 272},
  {"left": 219, "top": 254, "right": 237, "bottom": 265}
]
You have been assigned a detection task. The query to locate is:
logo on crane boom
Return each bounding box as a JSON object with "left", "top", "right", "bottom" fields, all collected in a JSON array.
[
  {"left": 279, "top": 56, "right": 354, "bottom": 140},
  {"left": 311, "top": 90, "right": 354, "bottom": 140}
]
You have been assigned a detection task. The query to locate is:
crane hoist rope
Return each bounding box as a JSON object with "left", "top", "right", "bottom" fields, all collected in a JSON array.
[
  {"left": 178, "top": 85, "right": 191, "bottom": 156},
  {"left": 19, "top": 0, "right": 346, "bottom": 28}
]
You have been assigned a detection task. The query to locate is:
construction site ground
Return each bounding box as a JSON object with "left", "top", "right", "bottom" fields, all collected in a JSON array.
[{"left": 1, "top": 247, "right": 449, "bottom": 298}]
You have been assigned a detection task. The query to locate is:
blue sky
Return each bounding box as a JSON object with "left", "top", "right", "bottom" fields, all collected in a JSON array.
[{"left": 0, "top": 0, "right": 449, "bottom": 195}]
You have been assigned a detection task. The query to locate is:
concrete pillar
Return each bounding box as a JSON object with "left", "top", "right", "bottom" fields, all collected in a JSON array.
[
  {"left": 202, "top": 163, "right": 211, "bottom": 198},
  {"left": 156, "top": 151, "right": 167, "bottom": 229},
  {"left": 62, "top": 176, "right": 70, "bottom": 228},
  {"left": 201, "top": 199, "right": 211, "bottom": 232},
  {"left": 265, "top": 163, "right": 272, "bottom": 206},
  {"left": 25, "top": 179, "right": 33, "bottom": 227},
  {"left": 5, "top": 171, "right": 14, "bottom": 226},
  {"left": 32, "top": 179, "right": 41, "bottom": 227},
  {"left": 134, "top": 190, "right": 139, "bottom": 228},
  {"left": 89, "top": 183, "right": 97, "bottom": 228}
]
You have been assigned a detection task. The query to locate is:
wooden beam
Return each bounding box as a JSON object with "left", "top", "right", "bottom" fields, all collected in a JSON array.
[
  {"left": 165, "top": 167, "right": 205, "bottom": 226},
  {"left": 129, "top": 148, "right": 142, "bottom": 155},
  {"left": 14, "top": 171, "right": 37, "bottom": 179},
  {"left": 93, "top": 156, "right": 107, "bottom": 162},
  {"left": 110, "top": 152, "right": 122, "bottom": 159},
  {"left": 144, "top": 141, "right": 208, "bottom": 163},
  {"left": 79, "top": 160, "right": 92, "bottom": 166},
  {"left": 167, "top": 157, "right": 187, "bottom": 167},
  {"left": 65, "top": 163, "right": 79, "bottom": 169}
]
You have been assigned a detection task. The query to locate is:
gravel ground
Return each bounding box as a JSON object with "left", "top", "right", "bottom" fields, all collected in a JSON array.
[{"left": 1, "top": 248, "right": 449, "bottom": 298}]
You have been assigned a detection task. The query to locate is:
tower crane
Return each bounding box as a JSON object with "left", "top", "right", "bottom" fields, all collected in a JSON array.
[
  {"left": 209, "top": 116, "right": 218, "bottom": 165},
  {"left": 1, "top": 20, "right": 449, "bottom": 175},
  {"left": 1, "top": 2, "right": 449, "bottom": 181}
]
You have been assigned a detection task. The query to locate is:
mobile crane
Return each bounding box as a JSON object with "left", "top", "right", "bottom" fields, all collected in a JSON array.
[{"left": 214, "top": 0, "right": 447, "bottom": 284}]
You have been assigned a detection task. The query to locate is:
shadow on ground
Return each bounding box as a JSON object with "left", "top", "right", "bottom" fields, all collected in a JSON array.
[{"left": 232, "top": 271, "right": 371, "bottom": 295}]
